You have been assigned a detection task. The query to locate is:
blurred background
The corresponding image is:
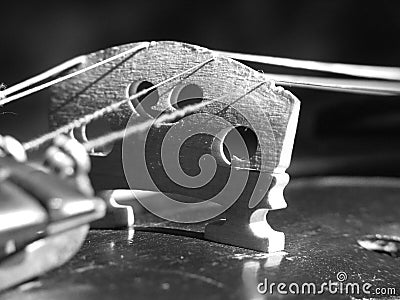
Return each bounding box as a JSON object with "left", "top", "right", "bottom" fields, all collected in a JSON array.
[{"left": 1, "top": 0, "right": 400, "bottom": 177}]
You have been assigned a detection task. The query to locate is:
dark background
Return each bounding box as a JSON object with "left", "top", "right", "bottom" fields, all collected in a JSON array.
[{"left": 1, "top": 0, "right": 400, "bottom": 177}]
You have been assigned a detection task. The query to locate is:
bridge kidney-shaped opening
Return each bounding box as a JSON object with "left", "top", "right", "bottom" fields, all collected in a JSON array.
[
  {"left": 170, "top": 83, "right": 203, "bottom": 109},
  {"left": 221, "top": 126, "right": 258, "bottom": 164},
  {"left": 127, "top": 80, "right": 159, "bottom": 117},
  {"left": 72, "top": 118, "right": 114, "bottom": 156}
]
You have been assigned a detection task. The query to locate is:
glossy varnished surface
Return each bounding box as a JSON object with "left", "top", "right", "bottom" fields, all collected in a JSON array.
[{"left": 1, "top": 177, "right": 399, "bottom": 299}]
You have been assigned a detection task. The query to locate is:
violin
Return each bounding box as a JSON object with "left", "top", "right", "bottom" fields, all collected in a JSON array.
[{"left": 0, "top": 40, "right": 399, "bottom": 298}]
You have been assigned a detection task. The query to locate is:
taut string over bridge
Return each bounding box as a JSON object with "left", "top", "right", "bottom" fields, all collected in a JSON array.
[
  {"left": 0, "top": 42, "right": 152, "bottom": 105},
  {"left": 83, "top": 82, "right": 267, "bottom": 151},
  {"left": 216, "top": 49, "right": 400, "bottom": 80},
  {"left": 1, "top": 41, "right": 400, "bottom": 108},
  {"left": 0, "top": 41, "right": 397, "bottom": 150},
  {"left": 22, "top": 57, "right": 215, "bottom": 151}
]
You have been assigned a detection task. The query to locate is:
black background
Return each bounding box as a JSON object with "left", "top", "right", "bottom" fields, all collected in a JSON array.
[{"left": 1, "top": 0, "right": 400, "bottom": 176}]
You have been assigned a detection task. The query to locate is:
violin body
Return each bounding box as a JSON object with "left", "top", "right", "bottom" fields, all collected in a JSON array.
[{"left": 1, "top": 176, "right": 399, "bottom": 299}]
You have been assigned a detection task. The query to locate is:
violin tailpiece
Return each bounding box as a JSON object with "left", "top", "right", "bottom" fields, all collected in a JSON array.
[
  {"left": 0, "top": 136, "right": 106, "bottom": 291},
  {"left": 48, "top": 41, "right": 300, "bottom": 252}
]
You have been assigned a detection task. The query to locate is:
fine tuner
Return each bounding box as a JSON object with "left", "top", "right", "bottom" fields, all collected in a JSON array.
[{"left": 0, "top": 40, "right": 399, "bottom": 291}]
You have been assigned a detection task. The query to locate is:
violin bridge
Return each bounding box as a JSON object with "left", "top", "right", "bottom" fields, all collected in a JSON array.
[{"left": 48, "top": 41, "right": 300, "bottom": 253}]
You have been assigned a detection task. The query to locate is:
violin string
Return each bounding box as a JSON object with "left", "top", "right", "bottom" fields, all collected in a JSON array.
[
  {"left": 0, "top": 56, "right": 85, "bottom": 101},
  {"left": 84, "top": 82, "right": 266, "bottom": 150},
  {"left": 84, "top": 99, "right": 215, "bottom": 150},
  {"left": 2, "top": 42, "right": 399, "bottom": 107},
  {"left": 22, "top": 58, "right": 214, "bottom": 151},
  {"left": 0, "top": 42, "right": 151, "bottom": 106},
  {"left": 262, "top": 73, "right": 400, "bottom": 96},
  {"left": 4, "top": 42, "right": 400, "bottom": 149},
  {"left": 216, "top": 50, "right": 400, "bottom": 81}
]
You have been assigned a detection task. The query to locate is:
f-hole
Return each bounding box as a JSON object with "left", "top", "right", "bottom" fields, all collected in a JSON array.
[{"left": 221, "top": 126, "right": 258, "bottom": 164}]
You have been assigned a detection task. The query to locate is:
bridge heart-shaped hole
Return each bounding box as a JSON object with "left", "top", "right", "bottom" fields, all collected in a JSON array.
[
  {"left": 73, "top": 118, "right": 114, "bottom": 156},
  {"left": 127, "top": 80, "right": 159, "bottom": 117},
  {"left": 170, "top": 83, "right": 203, "bottom": 109},
  {"left": 221, "top": 126, "right": 258, "bottom": 164}
]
